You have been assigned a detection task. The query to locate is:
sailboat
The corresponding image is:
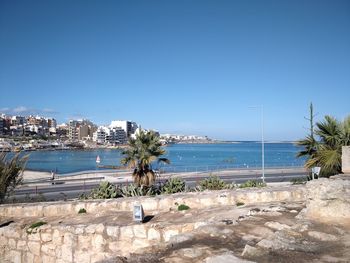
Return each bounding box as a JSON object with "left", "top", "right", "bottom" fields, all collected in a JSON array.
[{"left": 96, "top": 155, "right": 101, "bottom": 164}]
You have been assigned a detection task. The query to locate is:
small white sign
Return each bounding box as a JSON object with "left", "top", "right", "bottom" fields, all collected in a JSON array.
[{"left": 133, "top": 205, "right": 144, "bottom": 222}]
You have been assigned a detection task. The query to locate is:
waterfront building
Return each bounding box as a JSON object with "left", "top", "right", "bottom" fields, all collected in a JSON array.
[
  {"left": 93, "top": 126, "right": 127, "bottom": 145},
  {"left": 0, "top": 117, "right": 3, "bottom": 135},
  {"left": 110, "top": 120, "right": 138, "bottom": 138},
  {"left": 47, "top": 118, "right": 57, "bottom": 128},
  {"left": 11, "top": 116, "right": 26, "bottom": 126}
]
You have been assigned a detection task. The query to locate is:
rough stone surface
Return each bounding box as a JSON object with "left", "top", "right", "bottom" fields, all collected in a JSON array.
[{"left": 205, "top": 252, "right": 256, "bottom": 263}]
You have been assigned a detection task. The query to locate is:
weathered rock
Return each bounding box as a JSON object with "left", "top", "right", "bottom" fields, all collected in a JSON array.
[
  {"left": 169, "top": 233, "right": 194, "bottom": 244},
  {"left": 264, "top": 221, "right": 291, "bottom": 231},
  {"left": 205, "top": 252, "right": 256, "bottom": 263},
  {"left": 308, "top": 231, "right": 338, "bottom": 241},
  {"left": 241, "top": 244, "right": 266, "bottom": 258}
]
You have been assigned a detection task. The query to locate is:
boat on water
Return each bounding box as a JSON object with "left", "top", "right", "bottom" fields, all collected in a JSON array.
[{"left": 96, "top": 155, "right": 101, "bottom": 164}]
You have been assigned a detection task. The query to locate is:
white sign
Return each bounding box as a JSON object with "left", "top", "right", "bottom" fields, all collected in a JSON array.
[{"left": 133, "top": 204, "right": 144, "bottom": 222}]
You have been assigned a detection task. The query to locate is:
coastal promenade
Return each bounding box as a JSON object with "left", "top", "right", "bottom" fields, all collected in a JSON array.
[{"left": 13, "top": 167, "right": 308, "bottom": 201}]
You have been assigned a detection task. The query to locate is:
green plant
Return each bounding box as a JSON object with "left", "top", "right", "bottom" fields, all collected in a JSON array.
[
  {"left": 78, "top": 208, "right": 87, "bottom": 214},
  {"left": 121, "top": 130, "right": 170, "bottom": 186},
  {"left": 120, "top": 184, "right": 160, "bottom": 197},
  {"left": 177, "top": 204, "right": 190, "bottom": 211},
  {"left": 291, "top": 178, "right": 307, "bottom": 185},
  {"left": 89, "top": 181, "right": 120, "bottom": 199},
  {"left": 239, "top": 180, "right": 266, "bottom": 188},
  {"left": 236, "top": 202, "right": 245, "bottom": 206},
  {"left": 161, "top": 177, "right": 186, "bottom": 194},
  {"left": 0, "top": 153, "right": 28, "bottom": 203},
  {"left": 26, "top": 221, "right": 47, "bottom": 234},
  {"left": 197, "top": 175, "right": 226, "bottom": 191}
]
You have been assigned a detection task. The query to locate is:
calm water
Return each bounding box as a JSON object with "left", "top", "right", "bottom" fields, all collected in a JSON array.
[{"left": 21, "top": 142, "right": 305, "bottom": 174}]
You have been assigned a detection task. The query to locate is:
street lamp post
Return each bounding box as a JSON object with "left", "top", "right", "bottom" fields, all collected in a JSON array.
[{"left": 250, "top": 105, "right": 265, "bottom": 183}]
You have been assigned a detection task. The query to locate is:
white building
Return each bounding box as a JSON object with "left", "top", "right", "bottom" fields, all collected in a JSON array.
[
  {"left": 93, "top": 126, "right": 127, "bottom": 145},
  {"left": 110, "top": 120, "right": 138, "bottom": 138}
]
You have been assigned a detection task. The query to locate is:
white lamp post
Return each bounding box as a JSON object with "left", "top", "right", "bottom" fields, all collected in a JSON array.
[{"left": 249, "top": 105, "right": 265, "bottom": 183}]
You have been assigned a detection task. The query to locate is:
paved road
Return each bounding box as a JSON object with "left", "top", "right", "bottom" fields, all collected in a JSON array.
[{"left": 12, "top": 170, "right": 307, "bottom": 201}]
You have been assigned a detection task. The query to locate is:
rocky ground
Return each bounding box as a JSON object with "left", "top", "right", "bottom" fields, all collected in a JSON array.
[{"left": 109, "top": 200, "right": 350, "bottom": 263}]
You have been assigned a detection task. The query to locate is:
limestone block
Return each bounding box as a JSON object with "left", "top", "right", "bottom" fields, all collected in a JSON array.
[
  {"left": 61, "top": 245, "right": 73, "bottom": 262},
  {"left": 8, "top": 238, "right": 16, "bottom": 249},
  {"left": 108, "top": 241, "right": 120, "bottom": 252},
  {"left": 308, "top": 231, "right": 338, "bottom": 241},
  {"left": 73, "top": 225, "right": 85, "bottom": 235},
  {"left": 52, "top": 229, "right": 62, "bottom": 245},
  {"left": 133, "top": 225, "right": 147, "bottom": 238},
  {"left": 106, "top": 226, "right": 119, "bottom": 238},
  {"left": 25, "top": 252, "right": 35, "bottom": 263},
  {"left": 42, "top": 255, "right": 56, "bottom": 263},
  {"left": 264, "top": 221, "right": 291, "bottom": 231},
  {"left": 95, "top": 223, "right": 105, "bottom": 234},
  {"left": 41, "top": 243, "right": 56, "bottom": 257},
  {"left": 17, "top": 240, "right": 27, "bottom": 251},
  {"left": 120, "top": 226, "right": 134, "bottom": 240},
  {"left": 41, "top": 232, "right": 52, "bottom": 242},
  {"left": 63, "top": 232, "right": 75, "bottom": 247},
  {"left": 92, "top": 234, "right": 106, "bottom": 251},
  {"left": 78, "top": 235, "right": 91, "bottom": 250},
  {"left": 85, "top": 225, "right": 96, "bottom": 234},
  {"left": 181, "top": 223, "right": 194, "bottom": 233},
  {"left": 10, "top": 250, "right": 22, "bottom": 263},
  {"left": 28, "top": 241, "right": 41, "bottom": 256},
  {"left": 147, "top": 228, "right": 161, "bottom": 241},
  {"left": 132, "top": 238, "right": 150, "bottom": 250},
  {"left": 205, "top": 251, "right": 255, "bottom": 263},
  {"left": 91, "top": 252, "right": 113, "bottom": 263},
  {"left": 163, "top": 229, "right": 179, "bottom": 242},
  {"left": 28, "top": 233, "right": 41, "bottom": 241},
  {"left": 74, "top": 250, "right": 91, "bottom": 263},
  {"left": 0, "top": 236, "right": 8, "bottom": 246}
]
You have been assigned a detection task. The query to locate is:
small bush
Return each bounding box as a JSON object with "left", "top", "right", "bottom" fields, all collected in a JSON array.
[
  {"left": 178, "top": 204, "right": 190, "bottom": 211},
  {"left": 197, "top": 175, "right": 226, "bottom": 191},
  {"left": 120, "top": 184, "right": 160, "bottom": 197},
  {"left": 78, "top": 208, "right": 86, "bottom": 214},
  {"left": 27, "top": 221, "right": 47, "bottom": 234},
  {"left": 161, "top": 177, "right": 186, "bottom": 194},
  {"left": 239, "top": 180, "right": 266, "bottom": 188},
  {"left": 291, "top": 178, "right": 307, "bottom": 185},
  {"left": 89, "top": 181, "right": 120, "bottom": 199},
  {"left": 236, "top": 202, "right": 245, "bottom": 206}
]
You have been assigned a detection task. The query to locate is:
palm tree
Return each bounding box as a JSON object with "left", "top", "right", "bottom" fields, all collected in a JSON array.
[
  {"left": 0, "top": 153, "right": 28, "bottom": 203},
  {"left": 297, "top": 114, "right": 350, "bottom": 177},
  {"left": 121, "top": 130, "right": 170, "bottom": 186}
]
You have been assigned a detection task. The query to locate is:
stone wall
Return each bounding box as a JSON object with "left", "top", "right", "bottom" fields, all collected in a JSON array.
[
  {"left": 0, "top": 186, "right": 306, "bottom": 263},
  {"left": 0, "top": 186, "right": 305, "bottom": 218},
  {"left": 342, "top": 146, "right": 350, "bottom": 174}
]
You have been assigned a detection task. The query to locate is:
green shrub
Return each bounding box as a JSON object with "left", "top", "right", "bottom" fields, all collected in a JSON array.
[
  {"left": 161, "top": 177, "right": 186, "bottom": 194},
  {"left": 78, "top": 208, "right": 87, "bottom": 214},
  {"left": 236, "top": 202, "right": 245, "bottom": 206},
  {"left": 120, "top": 184, "right": 160, "bottom": 197},
  {"left": 177, "top": 204, "right": 190, "bottom": 211},
  {"left": 89, "top": 181, "right": 120, "bottom": 199},
  {"left": 291, "top": 177, "right": 307, "bottom": 185},
  {"left": 197, "top": 175, "right": 226, "bottom": 191},
  {"left": 239, "top": 180, "right": 266, "bottom": 188},
  {"left": 27, "top": 221, "right": 47, "bottom": 234}
]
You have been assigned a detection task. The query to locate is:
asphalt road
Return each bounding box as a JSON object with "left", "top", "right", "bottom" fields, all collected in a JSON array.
[{"left": 12, "top": 170, "right": 307, "bottom": 202}]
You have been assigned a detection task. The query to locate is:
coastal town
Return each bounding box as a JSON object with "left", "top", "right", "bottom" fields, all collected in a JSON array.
[{"left": 0, "top": 113, "right": 214, "bottom": 152}]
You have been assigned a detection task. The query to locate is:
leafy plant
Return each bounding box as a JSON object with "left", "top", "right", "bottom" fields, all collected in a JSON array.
[
  {"left": 239, "top": 180, "right": 266, "bottom": 188},
  {"left": 290, "top": 177, "right": 307, "bottom": 185},
  {"left": 161, "top": 177, "right": 186, "bottom": 194},
  {"left": 0, "top": 153, "right": 28, "bottom": 203},
  {"left": 197, "top": 175, "right": 226, "bottom": 190},
  {"left": 120, "top": 184, "right": 160, "bottom": 197},
  {"left": 121, "top": 130, "right": 170, "bottom": 186},
  {"left": 236, "top": 202, "right": 245, "bottom": 206},
  {"left": 26, "top": 221, "right": 47, "bottom": 234},
  {"left": 177, "top": 204, "right": 190, "bottom": 211},
  {"left": 78, "top": 208, "right": 87, "bottom": 214},
  {"left": 89, "top": 181, "right": 120, "bottom": 199}
]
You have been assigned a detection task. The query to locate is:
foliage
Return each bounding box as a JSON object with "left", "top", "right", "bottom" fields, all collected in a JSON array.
[
  {"left": 290, "top": 177, "right": 307, "bottom": 185},
  {"left": 120, "top": 184, "right": 160, "bottom": 197},
  {"left": 89, "top": 181, "right": 120, "bottom": 199},
  {"left": 297, "top": 111, "right": 350, "bottom": 177},
  {"left": 236, "top": 202, "right": 245, "bottom": 206},
  {"left": 26, "top": 221, "right": 47, "bottom": 234},
  {"left": 239, "top": 180, "right": 266, "bottom": 188},
  {"left": 78, "top": 208, "right": 87, "bottom": 214},
  {"left": 121, "top": 130, "right": 170, "bottom": 186},
  {"left": 177, "top": 204, "right": 190, "bottom": 211},
  {"left": 197, "top": 175, "right": 226, "bottom": 190},
  {"left": 161, "top": 177, "right": 186, "bottom": 194},
  {"left": 0, "top": 152, "right": 28, "bottom": 203}
]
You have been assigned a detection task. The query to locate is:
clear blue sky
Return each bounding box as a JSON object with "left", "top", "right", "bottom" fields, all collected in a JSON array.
[{"left": 0, "top": 0, "right": 349, "bottom": 141}]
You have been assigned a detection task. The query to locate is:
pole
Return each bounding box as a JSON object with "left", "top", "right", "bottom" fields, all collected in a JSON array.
[{"left": 261, "top": 105, "right": 265, "bottom": 183}]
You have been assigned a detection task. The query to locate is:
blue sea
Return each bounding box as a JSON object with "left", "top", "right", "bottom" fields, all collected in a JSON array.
[{"left": 21, "top": 142, "right": 305, "bottom": 174}]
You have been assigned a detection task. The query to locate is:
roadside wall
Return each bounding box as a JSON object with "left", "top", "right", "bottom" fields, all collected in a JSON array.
[
  {"left": 0, "top": 186, "right": 305, "bottom": 263},
  {"left": 342, "top": 146, "right": 350, "bottom": 174}
]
